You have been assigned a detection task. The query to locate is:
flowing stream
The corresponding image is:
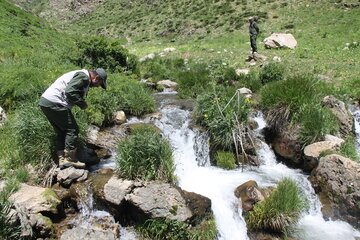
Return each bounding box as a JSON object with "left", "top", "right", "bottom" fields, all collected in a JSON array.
[
  {"left": 88, "top": 92, "right": 360, "bottom": 239},
  {"left": 149, "top": 92, "right": 360, "bottom": 240}
]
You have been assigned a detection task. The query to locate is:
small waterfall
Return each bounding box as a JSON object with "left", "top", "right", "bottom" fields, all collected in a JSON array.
[
  {"left": 349, "top": 105, "right": 360, "bottom": 155},
  {"left": 153, "top": 95, "right": 360, "bottom": 240}
]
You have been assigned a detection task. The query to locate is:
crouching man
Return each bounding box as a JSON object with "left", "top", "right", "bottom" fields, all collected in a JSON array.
[{"left": 39, "top": 68, "right": 107, "bottom": 168}]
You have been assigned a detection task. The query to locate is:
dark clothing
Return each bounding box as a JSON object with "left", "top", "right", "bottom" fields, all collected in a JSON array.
[
  {"left": 250, "top": 35, "right": 258, "bottom": 53},
  {"left": 40, "top": 104, "right": 79, "bottom": 151},
  {"left": 249, "top": 20, "right": 259, "bottom": 53},
  {"left": 249, "top": 21, "right": 259, "bottom": 36}
]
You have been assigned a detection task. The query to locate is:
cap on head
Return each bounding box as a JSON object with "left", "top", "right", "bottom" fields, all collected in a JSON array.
[{"left": 95, "top": 68, "right": 107, "bottom": 90}]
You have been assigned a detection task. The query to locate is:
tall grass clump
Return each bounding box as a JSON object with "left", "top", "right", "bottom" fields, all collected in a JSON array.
[
  {"left": 259, "top": 62, "right": 285, "bottom": 85},
  {"left": 137, "top": 218, "right": 217, "bottom": 240},
  {"left": 215, "top": 151, "right": 236, "bottom": 170},
  {"left": 260, "top": 74, "right": 337, "bottom": 144},
  {"left": 9, "top": 102, "right": 89, "bottom": 171},
  {"left": 339, "top": 136, "right": 359, "bottom": 162},
  {"left": 0, "top": 184, "right": 21, "bottom": 239},
  {"left": 194, "top": 86, "right": 250, "bottom": 150},
  {"left": 116, "top": 126, "right": 174, "bottom": 182},
  {"left": 246, "top": 178, "right": 307, "bottom": 234}
]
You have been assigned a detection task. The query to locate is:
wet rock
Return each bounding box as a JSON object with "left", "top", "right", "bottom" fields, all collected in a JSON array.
[
  {"left": 29, "top": 213, "right": 54, "bottom": 238},
  {"left": 57, "top": 167, "right": 88, "bottom": 188},
  {"left": 9, "top": 184, "right": 61, "bottom": 215},
  {"left": 309, "top": 154, "right": 360, "bottom": 228},
  {"left": 234, "top": 180, "right": 265, "bottom": 212},
  {"left": 125, "top": 182, "right": 200, "bottom": 223}
]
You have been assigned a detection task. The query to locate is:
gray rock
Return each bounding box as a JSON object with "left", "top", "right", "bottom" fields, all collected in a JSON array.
[
  {"left": 9, "top": 184, "right": 61, "bottom": 214},
  {"left": 309, "top": 154, "right": 360, "bottom": 228},
  {"left": 104, "top": 176, "right": 134, "bottom": 205},
  {"left": 125, "top": 182, "right": 193, "bottom": 222}
]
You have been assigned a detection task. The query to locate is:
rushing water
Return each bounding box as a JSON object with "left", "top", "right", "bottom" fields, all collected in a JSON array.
[{"left": 151, "top": 92, "right": 360, "bottom": 240}]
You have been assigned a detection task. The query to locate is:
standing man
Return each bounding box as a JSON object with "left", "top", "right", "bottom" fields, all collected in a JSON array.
[
  {"left": 249, "top": 16, "right": 260, "bottom": 55},
  {"left": 39, "top": 68, "right": 107, "bottom": 168}
]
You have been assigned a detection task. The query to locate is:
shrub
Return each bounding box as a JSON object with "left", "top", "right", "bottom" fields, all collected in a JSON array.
[
  {"left": 86, "top": 75, "right": 155, "bottom": 125},
  {"left": 235, "top": 71, "right": 262, "bottom": 93},
  {"left": 176, "top": 63, "right": 213, "bottom": 99},
  {"left": 194, "top": 86, "right": 250, "bottom": 150},
  {"left": 116, "top": 125, "right": 174, "bottom": 182},
  {"left": 215, "top": 151, "right": 236, "bottom": 169},
  {"left": 246, "top": 178, "right": 307, "bottom": 234},
  {"left": 207, "top": 60, "right": 237, "bottom": 84},
  {"left": 74, "top": 36, "right": 139, "bottom": 74},
  {"left": 259, "top": 62, "right": 285, "bottom": 85},
  {"left": 141, "top": 57, "right": 186, "bottom": 81}
]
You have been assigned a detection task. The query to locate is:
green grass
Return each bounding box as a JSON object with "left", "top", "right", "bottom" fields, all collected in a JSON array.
[
  {"left": 215, "top": 151, "right": 237, "bottom": 170},
  {"left": 137, "top": 217, "right": 217, "bottom": 240},
  {"left": 115, "top": 125, "right": 175, "bottom": 182},
  {"left": 246, "top": 178, "right": 307, "bottom": 234}
]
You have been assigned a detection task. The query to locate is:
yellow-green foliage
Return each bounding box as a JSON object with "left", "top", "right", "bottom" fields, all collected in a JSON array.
[
  {"left": 246, "top": 178, "right": 307, "bottom": 234},
  {"left": 215, "top": 151, "right": 236, "bottom": 170}
]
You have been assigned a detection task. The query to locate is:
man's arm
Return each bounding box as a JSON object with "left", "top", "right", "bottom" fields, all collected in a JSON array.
[{"left": 65, "top": 72, "right": 89, "bottom": 109}]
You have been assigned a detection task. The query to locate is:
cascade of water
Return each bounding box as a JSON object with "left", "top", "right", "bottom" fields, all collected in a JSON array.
[
  {"left": 154, "top": 99, "right": 360, "bottom": 240},
  {"left": 349, "top": 105, "right": 360, "bottom": 155}
]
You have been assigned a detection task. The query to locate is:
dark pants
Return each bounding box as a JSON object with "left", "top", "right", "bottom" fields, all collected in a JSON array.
[
  {"left": 250, "top": 35, "right": 257, "bottom": 53},
  {"left": 40, "top": 106, "right": 79, "bottom": 151}
]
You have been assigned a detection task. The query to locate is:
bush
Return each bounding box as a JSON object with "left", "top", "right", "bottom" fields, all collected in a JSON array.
[
  {"left": 141, "top": 57, "right": 186, "bottom": 81},
  {"left": 116, "top": 125, "right": 174, "bottom": 182},
  {"left": 74, "top": 36, "right": 140, "bottom": 75},
  {"left": 235, "top": 71, "right": 262, "bottom": 93},
  {"left": 259, "top": 62, "right": 285, "bottom": 85},
  {"left": 86, "top": 75, "right": 155, "bottom": 125},
  {"left": 246, "top": 178, "right": 307, "bottom": 234},
  {"left": 176, "top": 63, "right": 213, "bottom": 98},
  {"left": 215, "top": 151, "right": 236, "bottom": 169},
  {"left": 194, "top": 86, "right": 250, "bottom": 150},
  {"left": 207, "top": 60, "right": 237, "bottom": 84},
  {"left": 0, "top": 184, "right": 21, "bottom": 239}
]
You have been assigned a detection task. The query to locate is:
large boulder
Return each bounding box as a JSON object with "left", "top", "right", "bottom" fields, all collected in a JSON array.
[
  {"left": 309, "top": 154, "right": 360, "bottom": 228},
  {"left": 321, "top": 95, "right": 354, "bottom": 137},
  {"left": 303, "top": 137, "right": 344, "bottom": 172},
  {"left": 10, "top": 184, "right": 61, "bottom": 215},
  {"left": 264, "top": 33, "right": 297, "bottom": 49},
  {"left": 234, "top": 180, "right": 265, "bottom": 212},
  {"left": 125, "top": 182, "right": 211, "bottom": 224}
]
